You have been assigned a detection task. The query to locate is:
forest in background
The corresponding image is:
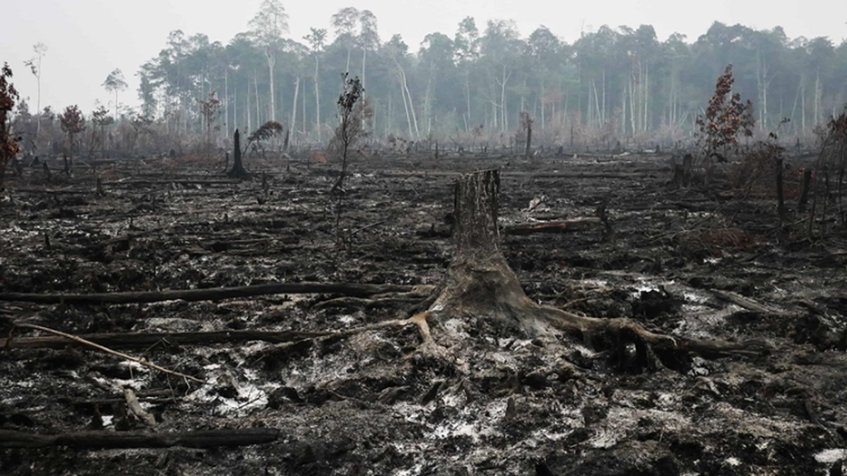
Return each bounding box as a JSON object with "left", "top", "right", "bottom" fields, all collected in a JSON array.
[{"left": 9, "top": 0, "right": 847, "bottom": 158}]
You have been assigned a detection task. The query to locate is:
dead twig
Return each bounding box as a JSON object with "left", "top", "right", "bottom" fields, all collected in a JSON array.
[{"left": 12, "top": 323, "right": 204, "bottom": 383}]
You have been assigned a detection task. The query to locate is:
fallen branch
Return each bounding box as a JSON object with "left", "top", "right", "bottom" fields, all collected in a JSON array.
[
  {"left": 504, "top": 218, "right": 600, "bottom": 235},
  {"left": 710, "top": 289, "right": 790, "bottom": 316},
  {"left": 0, "top": 282, "right": 416, "bottom": 305},
  {"left": 1, "top": 329, "right": 330, "bottom": 350},
  {"left": 0, "top": 428, "right": 279, "bottom": 449},
  {"left": 12, "top": 323, "right": 204, "bottom": 383}
]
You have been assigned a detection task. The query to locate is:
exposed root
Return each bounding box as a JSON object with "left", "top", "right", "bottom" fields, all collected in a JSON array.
[
  {"left": 537, "top": 306, "right": 678, "bottom": 348},
  {"left": 408, "top": 311, "right": 435, "bottom": 347},
  {"left": 406, "top": 311, "right": 458, "bottom": 367}
]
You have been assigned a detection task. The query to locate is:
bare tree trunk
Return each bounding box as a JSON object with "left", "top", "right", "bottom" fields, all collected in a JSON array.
[
  {"left": 465, "top": 71, "right": 472, "bottom": 132},
  {"left": 361, "top": 49, "right": 367, "bottom": 91},
  {"left": 254, "top": 75, "right": 261, "bottom": 127},
  {"left": 814, "top": 70, "right": 822, "bottom": 128},
  {"left": 540, "top": 79, "right": 545, "bottom": 130},
  {"left": 224, "top": 70, "right": 230, "bottom": 137},
  {"left": 399, "top": 68, "right": 420, "bottom": 139},
  {"left": 423, "top": 70, "right": 434, "bottom": 136},
  {"left": 628, "top": 79, "right": 636, "bottom": 136},
  {"left": 266, "top": 52, "right": 276, "bottom": 121},
  {"left": 407, "top": 76, "right": 421, "bottom": 139},
  {"left": 757, "top": 53, "right": 765, "bottom": 130},
  {"left": 345, "top": 48, "right": 351, "bottom": 74},
  {"left": 601, "top": 69, "right": 606, "bottom": 124},
  {"left": 591, "top": 81, "right": 603, "bottom": 127},
  {"left": 245, "top": 82, "right": 251, "bottom": 134},
  {"left": 399, "top": 78, "right": 413, "bottom": 139},
  {"left": 387, "top": 94, "right": 393, "bottom": 136},
  {"left": 776, "top": 157, "right": 785, "bottom": 226},
  {"left": 314, "top": 56, "right": 321, "bottom": 141},
  {"left": 289, "top": 77, "right": 300, "bottom": 150},
  {"left": 801, "top": 75, "right": 807, "bottom": 135},
  {"left": 621, "top": 83, "right": 627, "bottom": 137},
  {"left": 499, "top": 66, "right": 511, "bottom": 132},
  {"left": 643, "top": 63, "right": 649, "bottom": 134}
]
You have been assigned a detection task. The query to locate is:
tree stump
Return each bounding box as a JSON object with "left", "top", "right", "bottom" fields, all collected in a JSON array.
[
  {"left": 412, "top": 169, "right": 763, "bottom": 369},
  {"left": 227, "top": 129, "right": 249, "bottom": 179},
  {"left": 426, "top": 169, "right": 548, "bottom": 337}
]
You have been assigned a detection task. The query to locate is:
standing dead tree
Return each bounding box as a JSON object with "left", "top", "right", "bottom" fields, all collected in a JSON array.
[
  {"left": 330, "top": 73, "right": 369, "bottom": 247},
  {"left": 810, "top": 108, "right": 847, "bottom": 236},
  {"left": 227, "top": 129, "right": 249, "bottom": 179},
  {"left": 0, "top": 63, "right": 20, "bottom": 188},
  {"left": 331, "top": 73, "right": 365, "bottom": 194},
  {"left": 519, "top": 111, "right": 533, "bottom": 159}
]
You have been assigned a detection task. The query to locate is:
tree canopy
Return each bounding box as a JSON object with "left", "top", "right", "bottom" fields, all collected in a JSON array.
[{"left": 121, "top": 13, "right": 847, "bottom": 145}]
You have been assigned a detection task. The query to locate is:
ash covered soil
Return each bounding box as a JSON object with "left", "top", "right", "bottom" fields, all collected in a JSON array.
[{"left": 1, "top": 152, "right": 847, "bottom": 475}]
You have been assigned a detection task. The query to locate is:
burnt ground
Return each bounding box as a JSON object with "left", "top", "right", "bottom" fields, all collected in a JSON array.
[{"left": 1, "top": 151, "right": 846, "bottom": 475}]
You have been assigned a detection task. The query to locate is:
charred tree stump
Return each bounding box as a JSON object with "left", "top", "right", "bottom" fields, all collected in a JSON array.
[
  {"left": 227, "top": 129, "right": 249, "bottom": 179},
  {"left": 799, "top": 168, "right": 812, "bottom": 213},
  {"left": 682, "top": 153, "right": 693, "bottom": 187},
  {"left": 411, "top": 169, "right": 764, "bottom": 368}
]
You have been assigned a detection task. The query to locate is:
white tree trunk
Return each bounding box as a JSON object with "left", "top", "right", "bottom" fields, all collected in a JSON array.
[
  {"left": 399, "top": 67, "right": 420, "bottom": 139},
  {"left": 246, "top": 81, "right": 252, "bottom": 133},
  {"left": 399, "top": 78, "right": 413, "bottom": 138},
  {"left": 254, "top": 75, "right": 261, "bottom": 128},
  {"left": 224, "top": 70, "right": 229, "bottom": 137},
  {"left": 314, "top": 56, "right": 321, "bottom": 141},
  {"left": 290, "top": 77, "right": 300, "bottom": 148},
  {"left": 267, "top": 51, "right": 276, "bottom": 121}
]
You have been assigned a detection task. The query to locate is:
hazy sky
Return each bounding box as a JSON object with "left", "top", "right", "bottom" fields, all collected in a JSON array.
[{"left": 2, "top": 0, "right": 845, "bottom": 113}]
